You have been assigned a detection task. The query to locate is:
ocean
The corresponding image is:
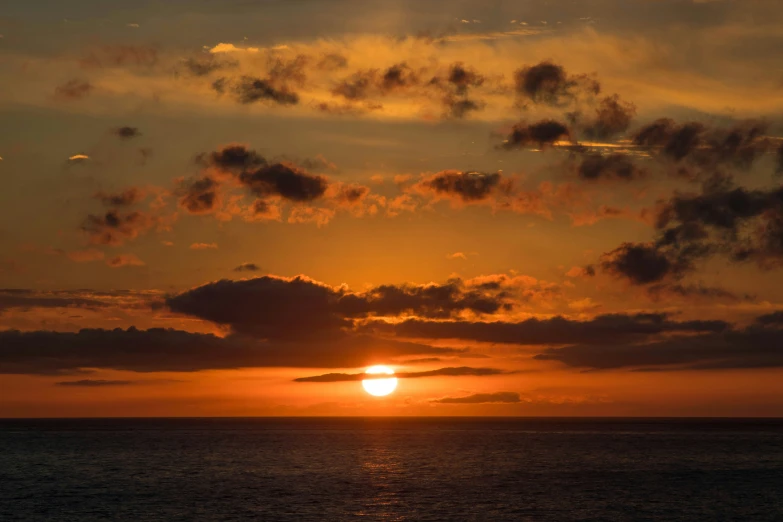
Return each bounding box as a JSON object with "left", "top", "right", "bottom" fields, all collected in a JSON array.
[{"left": 1, "top": 418, "right": 782, "bottom": 521}]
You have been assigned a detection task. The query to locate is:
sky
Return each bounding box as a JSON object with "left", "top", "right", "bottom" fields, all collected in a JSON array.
[{"left": 1, "top": 0, "right": 783, "bottom": 417}]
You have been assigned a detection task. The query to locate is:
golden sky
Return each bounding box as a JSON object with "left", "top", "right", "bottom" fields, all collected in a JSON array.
[{"left": 1, "top": 0, "right": 783, "bottom": 417}]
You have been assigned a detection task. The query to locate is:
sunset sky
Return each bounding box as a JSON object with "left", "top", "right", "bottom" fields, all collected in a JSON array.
[{"left": 1, "top": 0, "right": 782, "bottom": 417}]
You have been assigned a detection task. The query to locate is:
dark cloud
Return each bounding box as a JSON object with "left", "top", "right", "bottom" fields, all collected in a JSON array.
[
  {"left": 600, "top": 179, "right": 783, "bottom": 284},
  {"left": 197, "top": 144, "right": 268, "bottom": 172},
  {"left": 54, "top": 79, "right": 93, "bottom": 100},
  {"left": 756, "top": 311, "right": 783, "bottom": 326},
  {"left": 294, "top": 367, "right": 507, "bottom": 382},
  {"left": 317, "top": 53, "right": 348, "bottom": 70},
  {"left": 55, "top": 379, "right": 180, "bottom": 386},
  {"left": 776, "top": 143, "right": 783, "bottom": 175},
  {"left": 0, "top": 328, "right": 458, "bottom": 375},
  {"left": 338, "top": 281, "right": 508, "bottom": 319},
  {"left": 600, "top": 242, "right": 679, "bottom": 284},
  {"left": 433, "top": 392, "right": 521, "bottom": 404},
  {"left": 500, "top": 120, "right": 571, "bottom": 150},
  {"left": 534, "top": 318, "right": 783, "bottom": 370},
  {"left": 81, "top": 210, "right": 154, "bottom": 246},
  {"left": 647, "top": 283, "right": 748, "bottom": 302},
  {"left": 514, "top": 61, "right": 600, "bottom": 106},
  {"left": 0, "top": 289, "right": 108, "bottom": 311},
  {"left": 197, "top": 145, "right": 329, "bottom": 203},
  {"left": 632, "top": 119, "right": 772, "bottom": 170},
  {"left": 166, "top": 276, "right": 350, "bottom": 340},
  {"left": 113, "top": 126, "right": 141, "bottom": 139},
  {"left": 417, "top": 171, "right": 505, "bottom": 202},
  {"left": 56, "top": 380, "right": 135, "bottom": 387},
  {"left": 443, "top": 97, "right": 485, "bottom": 119},
  {"left": 363, "top": 313, "right": 728, "bottom": 346},
  {"left": 266, "top": 55, "right": 309, "bottom": 86},
  {"left": 333, "top": 63, "right": 419, "bottom": 100},
  {"left": 238, "top": 163, "right": 328, "bottom": 202},
  {"left": 577, "top": 153, "right": 645, "bottom": 181},
  {"left": 166, "top": 275, "right": 511, "bottom": 340},
  {"left": 233, "top": 263, "right": 261, "bottom": 272},
  {"left": 179, "top": 177, "right": 220, "bottom": 214},
  {"left": 572, "top": 95, "right": 636, "bottom": 140},
  {"left": 429, "top": 63, "right": 487, "bottom": 118},
  {"left": 445, "top": 62, "right": 484, "bottom": 95},
  {"left": 182, "top": 55, "right": 238, "bottom": 76},
  {"left": 333, "top": 184, "right": 369, "bottom": 205},
  {"left": 231, "top": 76, "right": 299, "bottom": 105},
  {"left": 94, "top": 188, "right": 145, "bottom": 207}
]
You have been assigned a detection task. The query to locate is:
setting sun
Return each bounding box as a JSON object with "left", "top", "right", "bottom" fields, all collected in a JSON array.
[{"left": 361, "top": 366, "right": 398, "bottom": 397}]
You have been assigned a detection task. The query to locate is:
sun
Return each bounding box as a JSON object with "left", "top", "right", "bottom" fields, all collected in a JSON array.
[{"left": 362, "top": 365, "right": 398, "bottom": 397}]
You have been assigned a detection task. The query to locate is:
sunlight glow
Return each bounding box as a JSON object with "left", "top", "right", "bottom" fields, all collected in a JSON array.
[{"left": 361, "top": 365, "right": 398, "bottom": 397}]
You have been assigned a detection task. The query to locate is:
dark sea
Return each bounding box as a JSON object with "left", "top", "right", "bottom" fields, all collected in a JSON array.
[{"left": 1, "top": 418, "right": 782, "bottom": 521}]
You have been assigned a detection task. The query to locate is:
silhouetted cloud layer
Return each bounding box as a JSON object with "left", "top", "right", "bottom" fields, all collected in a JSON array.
[
  {"left": 0, "top": 289, "right": 109, "bottom": 311},
  {"left": 534, "top": 316, "right": 783, "bottom": 370},
  {"left": 0, "top": 328, "right": 458, "bottom": 375},
  {"left": 363, "top": 313, "right": 728, "bottom": 345},
  {"left": 294, "top": 367, "right": 506, "bottom": 382},
  {"left": 433, "top": 392, "right": 521, "bottom": 404},
  {"left": 166, "top": 275, "right": 512, "bottom": 340}
]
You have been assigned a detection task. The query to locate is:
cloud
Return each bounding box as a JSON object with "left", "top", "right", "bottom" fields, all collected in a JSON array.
[
  {"left": 113, "top": 126, "right": 141, "bottom": 139},
  {"left": 571, "top": 94, "right": 637, "bottom": 140},
  {"left": 233, "top": 263, "right": 261, "bottom": 272},
  {"left": 599, "top": 178, "right": 783, "bottom": 284},
  {"left": 165, "top": 275, "right": 518, "bottom": 341},
  {"left": 513, "top": 61, "right": 600, "bottom": 106},
  {"left": 776, "top": 143, "right": 783, "bottom": 174},
  {"left": 414, "top": 171, "right": 507, "bottom": 203},
  {"left": 0, "top": 289, "right": 109, "bottom": 312},
  {"left": 0, "top": 328, "right": 460, "bottom": 375},
  {"left": 190, "top": 243, "right": 218, "bottom": 250},
  {"left": 55, "top": 379, "right": 136, "bottom": 387},
  {"left": 54, "top": 80, "right": 93, "bottom": 100},
  {"left": 363, "top": 313, "right": 728, "bottom": 346},
  {"left": 240, "top": 163, "right": 328, "bottom": 202},
  {"left": 632, "top": 119, "right": 773, "bottom": 171},
  {"left": 197, "top": 144, "right": 268, "bottom": 172},
  {"left": 179, "top": 176, "right": 221, "bottom": 215},
  {"left": 106, "top": 254, "right": 145, "bottom": 268},
  {"left": 294, "top": 366, "right": 507, "bottom": 382},
  {"left": 576, "top": 154, "right": 645, "bottom": 182},
  {"left": 55, "top": 379, "right": 180, "bottom": 386},
  {"left": 229, "top": 76, "right": 300, "bottom": 105},
  {"left": 647, "top": 283, "right": 749, "bottom": 303},
  {"left": 81, "top": 210, "right": 156, "bottom": 246},
  {"left": 600, "top": 242, "right": 676, "bottom": 285},
  {"left": 182, "top": 55, "right": 238, "bottom": 76},
  {"left": 197, "top": 145, "right": 329, "bottom": 205},
  {"left": 499, "top": 120, "right": 571, "bottom": 149},
  {"left": 432, "top": 392, "right": 521, "bottom": 404},
  {"left": 534, "top": 316, "right": 783, "bottom": 370},
  {"left": 94, "top": 188, "right": 145, "bottom": 207}
]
